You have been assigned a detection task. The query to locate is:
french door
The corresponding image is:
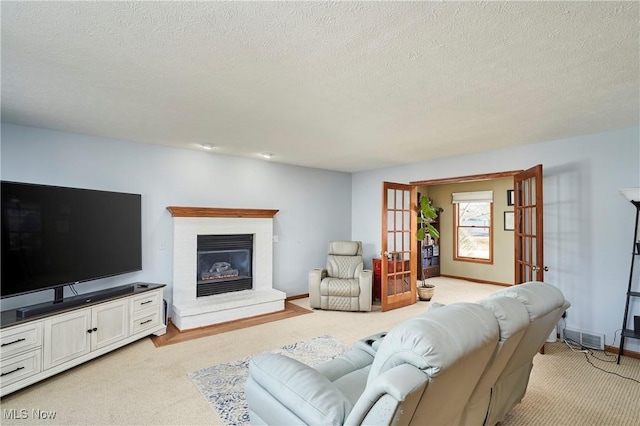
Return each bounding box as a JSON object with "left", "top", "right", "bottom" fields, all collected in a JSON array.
[
  {"left": 514, "top": 164, "right": 545, "bottom": 283},
  {"left": 381, "top": 182, "right": 417, "bottom": 311}
]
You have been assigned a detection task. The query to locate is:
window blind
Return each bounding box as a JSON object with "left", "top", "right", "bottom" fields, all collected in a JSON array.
[{"left": 451, "top": 191, "right": 493, "bottom": 204}]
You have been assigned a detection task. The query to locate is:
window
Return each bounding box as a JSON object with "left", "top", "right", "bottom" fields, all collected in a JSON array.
[{"left": 452, "top": 191, "right": 493, "bottom": 263}]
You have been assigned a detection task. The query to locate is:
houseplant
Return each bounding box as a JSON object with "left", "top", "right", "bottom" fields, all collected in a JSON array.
[{"left": 416, "top": 196, "right": 441, "bottom": 301}]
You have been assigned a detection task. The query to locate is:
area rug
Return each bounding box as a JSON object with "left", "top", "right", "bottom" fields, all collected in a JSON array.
[{"left": 188, "top": 335, "right": 351, "bottom": 426}]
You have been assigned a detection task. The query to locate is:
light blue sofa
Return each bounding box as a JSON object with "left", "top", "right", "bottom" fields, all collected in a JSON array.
[{"left": 245, "top": 282, "right": 569, "bottom": 425}]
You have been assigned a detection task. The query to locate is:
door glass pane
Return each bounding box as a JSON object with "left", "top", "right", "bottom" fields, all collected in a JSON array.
[
  {"left": 401, "top": 272, "right": 410, "bottom": 292},
  {"left": 403, "top": 190, "right": 410, "bottom": 210},
  {"left": 387, "top": 189, "right": 394, "bottom": 209},
  {"left": 387, "top": 233, "right": 394, "bottom": 254},
  {"left": 531, "top": 177, "right": 536, "bottom": 200},
  {"left": 531, "top": 207, "right": 536, "bottom": 234},
  {"left": 396, "top": 190, "right": 403, "bottom": 209},
  {"left": 531, "top": 237, "right": 537, "bottom": 264},
  {"left": 387, "top": 275, "right": 395, "bottom": 296},
  {"left": 396, "top": 211, "right": 402, "bottom": 229},
  {"left": 403, "top": 211, "right": 410, "bottom": 230}
]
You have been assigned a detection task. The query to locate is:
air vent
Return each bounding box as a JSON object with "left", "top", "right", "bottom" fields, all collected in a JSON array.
[{"left": 562, "top": 327, "right": 605, "bottom": 350}]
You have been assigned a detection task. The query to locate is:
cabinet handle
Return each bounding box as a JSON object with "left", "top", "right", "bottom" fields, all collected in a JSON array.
[
  {"left": 140, "top": 319, "right": 152, "bottom": 325},
  {"left": 87, "top": 328, "right": 97, "bottom": 334},
  {"left": 141, "top": 300, "right": 153, "bottom": 305},
  {"left": 1, "top": 338, "right": 26, "bottom": 347},
  {"left": 1, "top": 366, "right": 25, "bottom": 377},
  {"left": 87, "top": 329, "right": 92, "bottom": 334}
]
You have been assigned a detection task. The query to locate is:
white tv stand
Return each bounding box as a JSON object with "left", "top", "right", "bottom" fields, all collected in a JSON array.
[{"left": 0, "top": 283, "right": 166, "bottom": 397}]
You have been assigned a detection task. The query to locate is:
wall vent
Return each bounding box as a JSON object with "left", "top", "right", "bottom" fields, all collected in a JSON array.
[{"left": 562, "top": 327, "right": 605, "bottom": 350}]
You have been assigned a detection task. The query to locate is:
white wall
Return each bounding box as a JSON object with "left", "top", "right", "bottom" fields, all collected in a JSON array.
[
  {"left": 0, "top": 124, "right": 352, "bottom": 311},
  {"left": 352, "top": 127, "right": 640, "bottom": 352}
]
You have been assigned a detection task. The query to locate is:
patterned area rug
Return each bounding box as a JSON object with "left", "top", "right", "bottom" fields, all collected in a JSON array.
[{"left": 188, "top": 335, "right": 351, "bottom": 426}]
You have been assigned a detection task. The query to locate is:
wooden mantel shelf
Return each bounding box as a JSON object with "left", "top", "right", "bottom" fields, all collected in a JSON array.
[{"left": 166, "top": 206, "right": 279, "bottom": 218}]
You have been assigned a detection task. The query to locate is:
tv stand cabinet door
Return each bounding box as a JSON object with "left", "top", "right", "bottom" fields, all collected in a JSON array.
[
  {"left": 91, "top": 299, "right": 129, "bottom": 350},
  {"left": 43, "top": 309, "right": 92, "bottom": 370}
]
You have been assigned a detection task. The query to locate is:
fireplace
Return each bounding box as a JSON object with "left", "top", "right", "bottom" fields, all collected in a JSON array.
[
  {"left": 167, "top": 206, "right": 286, "bottom": 331},
  {"left": 197, "top": 234, "right": 253, "bottom": 297}
]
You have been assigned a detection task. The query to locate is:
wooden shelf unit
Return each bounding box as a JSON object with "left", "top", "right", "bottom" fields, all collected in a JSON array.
[{"left": 419, "top": 209, "right": 440, "bottom": 280}]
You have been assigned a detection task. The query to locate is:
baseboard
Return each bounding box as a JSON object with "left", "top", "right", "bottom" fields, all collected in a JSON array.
[
  {"left": 604, "top": 344, "right": 640, "bottom": 360},
  {"left": 286, "top": 293, "right": 309, "bottom": 301},
  {"left": 439, "top": 274, "right": 512, "bottom": 287}
]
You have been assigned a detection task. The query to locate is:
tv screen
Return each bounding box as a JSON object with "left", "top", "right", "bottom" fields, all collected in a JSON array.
[{"left": 1, "top": 181, "right": 142, "bottom": 299}]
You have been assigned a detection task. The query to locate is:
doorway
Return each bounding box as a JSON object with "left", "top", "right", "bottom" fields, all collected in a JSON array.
[
  {"left": 411, "top": 165, "right": 544, "bottom": 286},
  {"left": 416, "top": 177, "right": 515, "bottom": 286},
  {"left": 379, "top": 166, "right": 545, "bottom": 312}
]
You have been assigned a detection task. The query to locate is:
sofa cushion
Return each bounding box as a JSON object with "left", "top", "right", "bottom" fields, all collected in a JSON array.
[
  {"left": 367, "top": 302, "right": 499, "bottom": 384},
  {"left": 248, "top": 352, "right": 352, "bottom": 425},
  {"left": 326, "top": 255, "right": 363, "bottom": 279},
  {"left": 332, "top": 366, "right": 371, "bottom": 407},
  {"left": 321, "top": 278, "right": 360, "bottom": 296}
]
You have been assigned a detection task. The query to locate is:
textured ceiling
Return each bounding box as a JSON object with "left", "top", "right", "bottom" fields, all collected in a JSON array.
[{"left": 2, "top": 1, "right": 638, "bottom": 172}]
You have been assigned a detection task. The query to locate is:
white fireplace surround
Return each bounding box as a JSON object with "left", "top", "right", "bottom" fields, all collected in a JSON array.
[{"left": 167, "top": 207, "right": 285, "bottom": 330}]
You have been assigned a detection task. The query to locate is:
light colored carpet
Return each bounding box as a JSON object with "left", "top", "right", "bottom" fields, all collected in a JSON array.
[
  {"left": 189, "top": 335, "right": 350, "bottom": 426},
  {"left": 1, "top": 277, "right": 638, "bottom": 425},
  {"left": 503, "top": 342, "right": 640, "bottom": 425}
]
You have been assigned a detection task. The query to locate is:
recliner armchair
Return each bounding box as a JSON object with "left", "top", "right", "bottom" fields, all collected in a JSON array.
[{"left": 309, "top": 241, "right": 372, "bottom": 312}]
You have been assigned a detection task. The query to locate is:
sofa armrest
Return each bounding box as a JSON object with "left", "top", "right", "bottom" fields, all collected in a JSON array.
[
  {"left": 358, "top": 269, "right": 373, "bottom": 311},
  {"left": 345, "top": 364, "right": 427, "bottom": 426},
  {"left": 309, "top": 268, "right": 327, "bottom": 308},
  {"left": 247, "top": 352, "right": 352, "bottom": 425}
]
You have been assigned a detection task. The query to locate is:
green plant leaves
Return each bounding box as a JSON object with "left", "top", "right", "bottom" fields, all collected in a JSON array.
[{"left": 417, "top": 197, "right": 440, "bottom": 240}]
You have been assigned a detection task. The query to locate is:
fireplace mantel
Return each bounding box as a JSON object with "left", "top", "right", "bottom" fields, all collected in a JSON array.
[{"left": 166, "top": 206, "right": 279, "bottom": 218}]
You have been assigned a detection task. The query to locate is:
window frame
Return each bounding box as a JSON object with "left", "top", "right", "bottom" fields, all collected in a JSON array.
[{"left": 453, "top": 201, "right": 494, "bottom": 264}]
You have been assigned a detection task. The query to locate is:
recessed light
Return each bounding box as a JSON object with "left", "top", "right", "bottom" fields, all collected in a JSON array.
[
  {"left": 261, "top": 153, "right": 274, "bottom": 159},
  {"left": 200, "top": 143, "right": 214, "bottom": 150}
]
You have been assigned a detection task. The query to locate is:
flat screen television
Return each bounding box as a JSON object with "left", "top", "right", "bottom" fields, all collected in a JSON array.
[{"left": 1, "top": 181, "right": 142, "bottom": 303}]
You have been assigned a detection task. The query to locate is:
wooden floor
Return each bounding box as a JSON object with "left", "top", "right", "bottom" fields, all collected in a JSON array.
[{"left": 150, "top": 301, "right": 313, "bottom": 347}]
